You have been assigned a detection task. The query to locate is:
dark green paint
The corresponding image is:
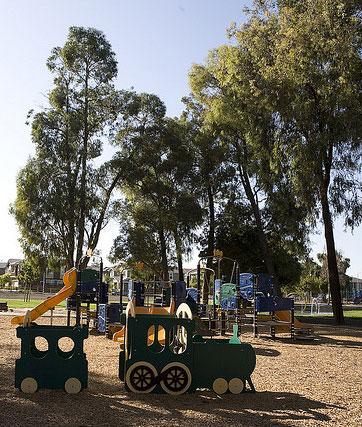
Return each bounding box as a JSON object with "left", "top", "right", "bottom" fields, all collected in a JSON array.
[
  {"left": 121, "top": 313, "right": 256, "bottom": 394},
  {"left": 15, "top": 325, "right": 88, "bottom": 391}
]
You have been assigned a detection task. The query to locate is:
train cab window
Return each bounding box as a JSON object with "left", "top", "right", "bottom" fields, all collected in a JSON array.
[
  {"left": 169, "top": 326, "right": 188, "bottom": 354},
  {"left": 147, "top": 325, "right": 165, "bottom": 353}
]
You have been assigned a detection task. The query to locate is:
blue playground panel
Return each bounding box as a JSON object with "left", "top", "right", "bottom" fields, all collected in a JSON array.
[
  {"left": 98, "top": 304, "right": 107, "bottom": 333},
  {"left": 221, "top": 296, "right": 238, "bottom": 310},
  {"left": 186, "top": 287, "right": 198, "bottom": 302},
  {"left": 255, "top": 296, "right": 294, "bottom": 312},
  {"left": 239, "top": 273, "right": 254, "bottom": 299}
]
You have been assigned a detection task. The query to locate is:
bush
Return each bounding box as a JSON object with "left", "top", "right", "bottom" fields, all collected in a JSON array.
[{"left": 0, "top": 274, "right": 12, "bottom": 286}]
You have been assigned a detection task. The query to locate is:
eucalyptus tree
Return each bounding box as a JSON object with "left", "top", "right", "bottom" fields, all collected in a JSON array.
[
  {"left": 238, "top": 0, "right": 362, "bottom": 322},
  {"left": 181, "top": 98, "right": 229, "bottom": 255},
  {"left": 189, "top": 41, "right": 309, "bottom": 295},
  {"left": 111, "top": 91, "right": 203, "bottom": 280},
  {"left": 12, "top": 27, "right": 122, "bottom": 269},
  {"left": 181, "top": 98, "right": 232, "bottom": 299}
]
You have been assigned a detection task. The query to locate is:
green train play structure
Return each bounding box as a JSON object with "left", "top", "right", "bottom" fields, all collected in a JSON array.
[
  {"left": 120, "top": 301, "right": 256, "bottom": 394},
  {"left": 11, "top": 267, "right": 256, "bottom": 395}
]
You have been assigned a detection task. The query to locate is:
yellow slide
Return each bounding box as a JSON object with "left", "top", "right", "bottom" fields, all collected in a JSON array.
[
  {"left": 275, "top": 310, "right": 314, "bottom": 332},
  {"left": 11, "top": 268, "right": 77, "bottom": 326}
]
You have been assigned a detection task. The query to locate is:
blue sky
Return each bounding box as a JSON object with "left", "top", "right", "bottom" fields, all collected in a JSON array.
[{"left": 0, "top": 0, "right": 361, "bottom": 277}]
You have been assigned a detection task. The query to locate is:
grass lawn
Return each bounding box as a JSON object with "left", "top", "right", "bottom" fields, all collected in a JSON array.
[
  {"left": 2, "top": 299, "right": 96, "bottom": 310},
  {"left": 3, "top": 299, "right": 362, "bottom": 319},
  {"left": 2, "top": 299, "right": 67, "bottom": 309},
  {"left": 298, "top": 310, "right": 362, "bottom": 319},
  {"left": 334, "top": 310, "right": 362, "bottom": 318}
]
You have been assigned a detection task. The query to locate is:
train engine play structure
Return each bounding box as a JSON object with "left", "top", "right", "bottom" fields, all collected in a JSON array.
[{"left": 119, "top": 302, "right": 256, "bottom": 395}]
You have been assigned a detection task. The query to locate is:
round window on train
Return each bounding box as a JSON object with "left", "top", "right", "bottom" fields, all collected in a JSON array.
[
  {"left": 34, "top": 336, "right": 48, "bottom": 351},
  {"left": 31, "top": 336, "right": 49, "bottom": 358},
  {"left": 58, "top": 337, "right": 75, "bottom": 353}
]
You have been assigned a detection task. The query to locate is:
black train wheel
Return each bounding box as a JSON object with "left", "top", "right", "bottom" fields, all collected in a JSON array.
[
  {"left": 160, "top": 362, "right": 192, "bottom": 395},
  {"left": 125, "top": 361, "right": 157, "bottom": 393}
]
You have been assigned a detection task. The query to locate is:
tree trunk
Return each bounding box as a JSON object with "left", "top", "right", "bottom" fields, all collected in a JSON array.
[
  {"left": 173, "top": 230, "right": 184, "bottom": 281},
  {"left": 64, "top": 80, "right": 75, "bottom": 270},
  {"left": 204, "top": 184, "right": 215, "bottom": 303},
  {"left": 237, "top": 162, "right": 280, "bottom": 295},
  {"left": 76, "top": 68, "right": 89, "bottom": 265},
  {"left": 320, "top": 188, "right": 345, "bottom": 324},
  {"left": 87, "top": 172, "right": 123, "bottom": 253},
  {"left": 158, "top": 226, "right": 169, "bottom": 281}
]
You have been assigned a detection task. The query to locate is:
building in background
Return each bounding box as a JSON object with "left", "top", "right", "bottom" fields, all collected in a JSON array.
[
  {"left": 346, "top": 276, "right": 362, "bottom": 300},
  {"left": 6, "top": 259, "right": 22, "bottom": 276},
  {"left": 0, "top": 262, "right": 6, "bottom": 275},
  {"left": 42, "top": 266, "right": 66, "bottom": 292}
]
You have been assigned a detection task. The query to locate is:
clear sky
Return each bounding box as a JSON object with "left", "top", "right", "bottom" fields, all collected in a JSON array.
[{"left": 0, "top": 0, "right": 361, "bottom": 277}]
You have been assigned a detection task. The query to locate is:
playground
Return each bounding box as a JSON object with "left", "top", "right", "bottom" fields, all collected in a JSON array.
[
  {"left": 1, "top": 2, "right": 361, "bottom": 425},
  {"left": 0, "top": 312, "right": 361, "bottom": 426}
]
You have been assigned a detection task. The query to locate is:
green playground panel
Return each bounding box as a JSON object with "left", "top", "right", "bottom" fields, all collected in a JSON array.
[{"left": 215, "top": 283, "right": 237, "bottom": 305}]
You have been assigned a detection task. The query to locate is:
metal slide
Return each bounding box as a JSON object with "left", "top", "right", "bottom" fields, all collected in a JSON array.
[{"left": 11, "top": 268, "right": 77, "bottom": 326}]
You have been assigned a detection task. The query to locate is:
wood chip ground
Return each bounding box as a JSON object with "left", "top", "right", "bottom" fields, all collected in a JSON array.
[{"left": 0, "top": 314, "right": 361, "bottom": 426}]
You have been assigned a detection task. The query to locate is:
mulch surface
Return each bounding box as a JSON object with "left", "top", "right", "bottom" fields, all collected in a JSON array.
[{"left": 0, "top": 313, "right": 361, "bottom": 426}]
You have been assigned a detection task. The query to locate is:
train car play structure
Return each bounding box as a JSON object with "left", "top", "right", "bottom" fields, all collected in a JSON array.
[{"left": 11, "top": 268, "right": 89, "bottom": 394}]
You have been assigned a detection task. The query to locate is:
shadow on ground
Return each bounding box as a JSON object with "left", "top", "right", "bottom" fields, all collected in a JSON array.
[
  {"left": 254, "top": 347, "right": 281, "bottom": 357},
  {"left": 0, "top": 364, "right": 343, "bottom": 427},
  {"left": 253, "top": 326, "right": 362, "bottom": 349}
]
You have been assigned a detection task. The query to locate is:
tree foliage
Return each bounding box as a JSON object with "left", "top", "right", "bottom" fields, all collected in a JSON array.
[
  {"left": 12, "top": 27, "right": 122, "bottom": 269},
  {"left": 188, "top": 17, "right": 311, "bottom": 295},
  {"left": 18, "top": 258, "right": 40, "bottom": 287},
  {"left": 232, "top": 0, "right": 361, "bottom": 323},
  {"left": 110, "top": 92, "right": 203, "bottom": 280},
  {"left": 0, "top": 274, "right": 12, "bottom": 287},
  {"left": 11, "top": 13, "right": 360, "bottom": 326}
]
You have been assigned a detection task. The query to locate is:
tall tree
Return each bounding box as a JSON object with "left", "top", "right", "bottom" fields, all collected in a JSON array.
[
  {"left": 189, "top": 41, "right": 308, "bottom": 295},
  {"left": 181, "top": 98, "right": 232, "bottom": 300},
  {"left": 12, "top": 27, "right": 122, "bottom": 269},
  {"left": 111, "top": 92, "right": 203, "bottom": 280},
  {"left": 239, "top": 0, "right": 362, "bottom": 323}
]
